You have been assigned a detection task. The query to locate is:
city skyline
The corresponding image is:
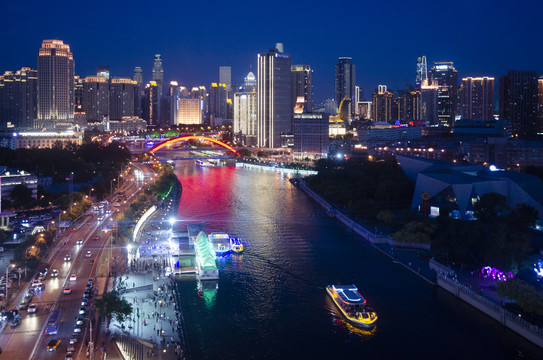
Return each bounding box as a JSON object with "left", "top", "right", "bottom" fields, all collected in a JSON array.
[{"left": 1, "top": 0, "right": 542, "bottom": 103}]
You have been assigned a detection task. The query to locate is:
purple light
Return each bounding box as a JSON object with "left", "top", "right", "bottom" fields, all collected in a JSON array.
[{"left": 480, "top": 266, "right": 513, "bottom": 281}]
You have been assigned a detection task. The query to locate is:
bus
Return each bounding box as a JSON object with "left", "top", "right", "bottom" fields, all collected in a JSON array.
[{"left": 44, "top": 310, "right": 61, "bottom": 335}]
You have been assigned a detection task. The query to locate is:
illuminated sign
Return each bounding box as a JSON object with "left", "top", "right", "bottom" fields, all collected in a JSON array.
[{"left": 435, "top": 65, "right": 449, "bottom": 70}]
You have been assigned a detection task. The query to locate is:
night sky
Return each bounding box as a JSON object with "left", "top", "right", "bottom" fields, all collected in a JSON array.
[{"left": 2, "top": 0, "right": 542, "bottom": 102}]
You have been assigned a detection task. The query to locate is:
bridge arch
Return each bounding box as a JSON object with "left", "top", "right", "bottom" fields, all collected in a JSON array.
[{"left": 149, "top": 135, "right": 239, "bottom": 156}]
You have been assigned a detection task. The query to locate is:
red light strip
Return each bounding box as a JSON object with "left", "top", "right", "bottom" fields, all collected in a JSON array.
[{"left": 149, "top": 135, "right": 240, "bottom": 156}]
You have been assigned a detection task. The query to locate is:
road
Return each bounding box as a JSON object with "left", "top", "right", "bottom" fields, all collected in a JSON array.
[{"left": 0, "top": 162, "right": 154, "bottom": 360}]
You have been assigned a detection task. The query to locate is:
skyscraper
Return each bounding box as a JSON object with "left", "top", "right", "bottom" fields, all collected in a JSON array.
[
  {"left": 109, "top": 78, "right": 135, "bottom": 120},
  {"left": 334, "top": 57, "right": 356, "bottom": 116},
  {"left": 132, "top": 67, "right": 143, "bottom": 118},
  {"left": 37, "top": 39, "right": 75, "bottom": 128},
  {"left": 152, "top": 55, "right": 164, "bottom": 99},
  {"left": 168, "top": 81, "right": 181, "bottom": 126},
  {"left": 257, "top": 44, "right": 292, "bottom": 148},
  {"left": 539, "top": 76, "right": 543, "bottom": 132},
  {"left": 415, "top": 56, "right": 428, "bottom": 88},
  {"left": 372, "top": 85, "right": 393, "bottom": 122},
  {"left": 97, "top": 65, "right": 110, "bottom": 80},
  {"left": 420, "top": 79, "right": 438, "bottom": 125},
  {"left": 429, "top": 62, "right": 458, "bottom": 127},
  {"left": 234, "top": 72, "right": 258, "bottom": 146},
  {"left": 143, "top": 82, "right": 159, "bottom": 126},
  {"left": 291, "top": 65, "right": 313, "bottom": 113},
  {"left": 82, "top": 76, "right": 109, "bottom": 122},
  {"left": 244, "top": 72, "right": 256, "bottom": 91},
  {"left": 499, "top": 71, "right": 539, "bottom": 137},
  {"left": 219, "top": 66, "right": 232, "bottom": 88},
  {"left": 209, "top": 83, "right": 228, "bottom": 125},
  {"left": 461, "top": 77, "right": 494, "bottom": 121},
  {"left": 0, "top": 67, "right": 37, "bottom": 129},
  {"left": 177, "top": 98, "right": 202, "bottom": 125}
]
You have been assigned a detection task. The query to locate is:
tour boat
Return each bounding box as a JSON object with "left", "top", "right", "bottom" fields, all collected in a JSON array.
[
  {"left": 209, "top": 232, "right": 232, "bottom": 256},
  {"left": 195, "top": 159, "right": 213, "bottom": 167},
  {"left": 326, "top": 284, "right": 378, "bottom": 327},
  {"left": 230, "top": 237, "right": 244, "bottom": 253}
]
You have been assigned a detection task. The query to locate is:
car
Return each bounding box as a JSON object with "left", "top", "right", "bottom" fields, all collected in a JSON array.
[
  {"left": 28, "top": 304, "right": 38, "bottom": 313},
  {"left": 65, "top": 352, "right": 74, "bottom": 360},
  {"left": 85, "top": 251, "right": 91, "bottom": 258},
  {"left": 31, "top": 280, "right": 42, "bottom": 288},
  {"left": 78, "top": 307, "right": 86, "bottom": 315},
  {"left": 83, "top": 290, "right": 91, "bottom": 298},
  {"left": 97, "top": 216, "right": 103, "bottom": 221},
  {"left": 88, "top": 278, "right": 94, "bottom": 285},
  {"left": 38, "top": 267, "right": 48, "bottom": 276},
  {"left": 76, "top": 240, "right": 83, "bottom": 246},
  {"left": 89, "top": 260, "right": 94, "bottom": 265},
  {"left": 67, "top": 345, "right": 75, "bottom": 352},
  {"left": 69, "top": 274, "right": 77, "bottom": 281},
  {"left": 81, "top": 298, "right": 88, "bottom": 306},
  {"left": 93, "top": 236, "right": 100, "bottom": 241},
  {"left": 24, "top": 293, "right": 33, "bottom": 302},
  {"left": 19, "top": 301, "right": 29, "bottom": 310},
  {"left": 10, "top": 316, "right": 21, "bottom": 328},
  {"left": 69, "top": 335, "right": 78, "bottom": 344},
  {"left": 64, "top": 254, "right": 71, "bottom": 261},
  {"left": 113, "top": 203, "right": 120, "bottom": 207},
  {"left": 38, "top": 274, "right": 46, "bottom": 281},
  {"left": 75, "top": 316, "right": 84, "bottom": 325},
  {"left": 73, "top": 324, "right": 82, "bottom": 332},
  {"left": 51, "top": 269, "right": 58, "bottom": 277},
  {"left": 46, "top": 339, "right": 60, "bottom": 351},
  {"left": 63, "top": 287, "right": 72, "bottom": 295}
]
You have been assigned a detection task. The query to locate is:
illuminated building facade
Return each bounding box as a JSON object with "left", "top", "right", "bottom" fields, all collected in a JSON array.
[
  {"left": 110, "top": 78, "right": 136, "bottom": 120},
  {"left": 291, "top": 65, "right": 313, "bottom": 113},
  {"left": 0, "top": 67, "right": 37, "bottom": 129},
  {"left": 143, "top": 82, "right": 159, "bottom": 125},
  {"left": 177, "top": 98, "right": 202, "bottom": 125},
  {"left": 14, "top": 129, "right": 82, "bottom": 149},
  {"left": 335, "top": 57, "right": 356, "bottom": 116},
  {"left": 429, "top": 62, "right": 458, "bottom": 127},
  {"left": 396, "top": 90, "right": 420, "bottom": 122},
  {"left": 358, "top": 101, "right": 372, "bottom": 120},
  {"left": 219, "top": 66, "right": 231, "bottom": 88},
  {"left": 293, "top": 113, "right": 329, "bottom": 160},
  {"left": 461, "top": 77, "right": 494, "bottom": 121},
  {"left": 0, "top": 167, "right": 38, "bottom": 201},
  {"left": 97, "top": 65, "right": 110, "bottom": 80},
  {"left": 538, "top": 76, "right": 543, "bottom": 133},
  {"left": 415, "top": 56, "right": 428, "bottom": 88},
  {"left": 133, "top": 67, "right": 143, "bottom": 118},
  {"left": 74, "top": 76, "right": 84, "bottom": 112},
  {"left": 37, "top": 40, "right": 75, "bottom": 128},
  {"left": 420, "top": 79, "right": 438, "bottom": 125},
  {"left": 234, "top": 91, "right": 257, "bottom": 146},
  {"left": 83, "top": 76, "right": 109, "bottom": 122},
  {"left": 499, "top": 71, "right": 539, "bottom": 137},
  {"left": 152, "top": 55, "right": 164, "bottom": 99},
  {"left": 257, "top": 44, "right": 292, "bottom": 148},
  {"left": 209, "top": 83, "right": 228, "bottom": 125},
  {"left": 372, "top": 85, "right": 393, "bottom": 122}
]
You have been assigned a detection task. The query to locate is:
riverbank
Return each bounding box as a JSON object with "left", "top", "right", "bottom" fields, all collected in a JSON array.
[{"left": 293, "top": 177, "right": 543, "bottom": 349}]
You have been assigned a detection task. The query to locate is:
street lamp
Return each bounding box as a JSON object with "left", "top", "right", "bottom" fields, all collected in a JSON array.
[
  {"left": 89, "top": 188, "right": 94, "bottom": 198},
  {"left": 58, "top": 211, "right": 67, "bottom": 230},
  {"left": 110, "top": 178, "right": 116, "bottom": 195}
]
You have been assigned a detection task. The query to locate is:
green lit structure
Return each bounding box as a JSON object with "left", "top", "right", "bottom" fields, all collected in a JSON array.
[{"left": 195, "top": 231, "right": 219, "bottom": 280}]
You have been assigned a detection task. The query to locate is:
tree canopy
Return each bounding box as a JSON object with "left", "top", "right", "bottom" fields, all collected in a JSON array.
[{"left": 94, "top": 290, "right": 132, "bottom": 325}]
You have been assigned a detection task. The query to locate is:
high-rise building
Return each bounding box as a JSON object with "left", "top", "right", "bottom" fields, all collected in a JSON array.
[
  {"left": 143, "top": 82, "right": 159, "bottom": 125},
  {"left": 132, "top": 67, "right": 143, "bottom": 118},
  {"left": 429, "top": 62, "right": 458, "bottom": 127},
  {"left": 234, "top": 77, "right": 257, "bottom": 146},
  {"left": 461, "top": 77, "right": 494, "bottom": 121},
  {"left": 74, "top": 76, "right": 84, "bottom": 112},
  {"left": 415, "top": 56, "right": 428, "bottom": 88},
  {"left": 209, "top": 83, "right": 228, "bottom": 125},
  {"left": 244, "top": 72, "right": 256, "bottom": 91},
  {"left": 420, "top": 79, "right": 439, "bottom": 125},
  {"left": 396, "top": 90, "right": 421, "bottom": 122},
  {"left": 83, "top": 76, "right": 109, "bottom": 122},
  {"left": 168, "top": 81, "right": 181, "bottom": 126},
  {"left": 257, "top": 44, "right": 292, "bottom": 148},
  {"left": 219, "top": 66, "right": 231, "bottom": 88},
  {"left": 358, "top": 101, "right": 372, "bottom": 120},
  {"left": 293, "top": 113, "right": 329, "bottom": 160},
  {"left": 37, "top": 39, "right": 74, "bottom": 128},
  {"left": 539, "top": 76, "right": 543, "bottom": 133},
  {"left": 354, "top": 86, "right": 360, "bottom": 115},
  {"left": 334, "top": 57, "right": 356, "bottom": 116},
  {"left": 152, "top": 55, "right": 164, "bottom": 99},
  {"left": 499, "top": 71, "right": 539, "bottom": 137},
  {"left": 0, "top": 67, "right": 37, "bottom": 129},
  {"left": 97, "top": 66, "right": 110, "bottom": 80},
  {"left": 291, "top": 65, "right": 313, "bottom": 113},
  {"left": 109, "top": 78, "right": 135, "bottom": 120},
  {"left": 177, "top": 98, "right": 202, "bottom": 125},
  {"left": 372, "top": 85, "right": 393, "bottom": 122}
]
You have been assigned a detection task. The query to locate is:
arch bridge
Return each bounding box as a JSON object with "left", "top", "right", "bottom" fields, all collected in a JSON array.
[{"left": 148, "top": 135, "right": 240, "bottom": 156}]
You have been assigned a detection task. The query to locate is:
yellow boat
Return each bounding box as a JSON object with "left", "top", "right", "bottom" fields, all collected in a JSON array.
[
  {"left": 230, "top": 237, "right": 243, "bottom": 253},
  {"left": 326, "top": 284, "right": 378, "bottom": 327}
]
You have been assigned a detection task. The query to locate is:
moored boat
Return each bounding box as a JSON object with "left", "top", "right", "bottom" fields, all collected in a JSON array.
[
  {"left": 209, "top": 232, "right": 232, "bottom": 256},
  {"left": 195, "top": 159, "right": 213, "bottom": 167},
  {"left": 326, "top": 284, "right": 377, "bottom": 327},
  {"left": 230, "top": 237, "right": 243, "bottom": 253}
]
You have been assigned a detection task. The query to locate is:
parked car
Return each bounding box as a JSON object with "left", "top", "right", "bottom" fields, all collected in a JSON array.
[
  {"left": 46, "top": 339, "right": 60, "bottom": 351},
  {"left": 28, "top": 304, "right": 38, "bottom": 313},
  {"left": 10, "top": 315, "right": 21, "bottom": 327}
]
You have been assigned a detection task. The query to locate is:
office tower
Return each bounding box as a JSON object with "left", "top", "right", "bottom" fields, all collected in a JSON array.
[
  {"left": 74, "top": 76, "right": 84, "bottom": 112},
  {"left": 372, "top": 85, "right": 393, "bottom": 122},
  {"left": 420, "top": 79, "right": 438, "bottom": 125},
  {"left": 293, "top": 113, "right": 329, "bottom": 160},
  {"left": 82, "top": 76, "right": 109, "bottom": 122},
  {"left": 291, "top": 65, "right": 313, "bottom": 114},
  {"left": 37, "top": 39, "right": 74, "bottom": 127},
  {"left": 461, "top": 77, "right": 494, "bottom": 121},
  {"left": 429, "top": 62, "right": 458, "bottom": 127},
  {"left": 143, "top": 82, "right": 159, "bottom": 125},
  {"left": 539, "top": 76, "right": 543, "bottom": 132},
  {"left": 325, "top": 99, "right": 337, "bottom": 115},
  {"left": 219, "top": 66, "right": 232, "bottom": 88},
  {"left": 234, "top": 74, "right": 257, "bottom": 146},
  {"left": 358, "top": 101, "right": 372, "bottom": 120},
  {"left": 209, "top": 83, "right": 228, "bottom": 125},
  {"left": 334, "top": 57, "right": 356, "bottom": 116},
  {"left": 152, "top": 55, "right": 164, "bottom": 99},
  {"left": 0, "top": 67, "right": 37, "bottom": 129},
  {"left": 109, "top": 78, "right": 135, "bottom": 120},
  {"left": 132, "top": 67, "right": 143, "bottom": 118},
  {"left": 396, "top": 90, "right": 421, "bottom": 122},
  {"left": 168, "top": 81, "right": 181, "bottom": 126},
  {"left": 244, "top": 72, "right": 256, "bottom": 91},
  {"left": 354, "top": 86, "right": 360, "bottom": 115},
  {"left": 97, "top": 66, "right": 110, "bottom": 80},
  {"left": 499, "top": 71, "right": 539, "bottom": 137},
  {"left": 257, "top": 44, "right": 292, "bottom": 148},
  {"left": 177, "top": 98, "right": 202, "bottom": 125},
  {"left": 415, "top": 56, "right": 428, "bottom": 88}
]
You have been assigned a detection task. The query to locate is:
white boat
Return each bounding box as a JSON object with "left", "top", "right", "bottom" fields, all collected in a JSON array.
[
  {"left": 208, "top": 232, "right": 232, "bottom": 256},
  {"left": 195, "top": 159, "right": 212, "bottom": 167}
]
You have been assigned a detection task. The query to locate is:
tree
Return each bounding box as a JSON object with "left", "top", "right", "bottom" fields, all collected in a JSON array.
[
  {"left": 94, "top": 290, "right": 132, "bottom": 327},
  {"left": 10, "top": 184, "right": 35, "bottom": 208},
  {"left": 474, "top": 193, "right": 509, "bottom": 223},
  {"left": 238, "top": 148, "right": 251, "bottom": 157}
]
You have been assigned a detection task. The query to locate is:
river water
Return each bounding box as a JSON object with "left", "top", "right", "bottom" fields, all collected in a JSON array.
[{"left": 171, "top": 159, "right": 542, "bottom": 360}]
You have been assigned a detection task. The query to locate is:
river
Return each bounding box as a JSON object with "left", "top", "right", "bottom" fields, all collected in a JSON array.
[{"left": 171, "top": 159, "right": 542, "bottom": 360}]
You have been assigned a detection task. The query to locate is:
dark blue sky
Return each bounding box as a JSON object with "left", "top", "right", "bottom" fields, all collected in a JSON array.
[{"left": 2, "top": 0, "right": 542, "bottom": 102}]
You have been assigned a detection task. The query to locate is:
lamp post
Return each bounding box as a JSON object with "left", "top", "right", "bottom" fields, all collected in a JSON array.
[{"left": 89, "top": 188, "right": 94, "bottom": 199}]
